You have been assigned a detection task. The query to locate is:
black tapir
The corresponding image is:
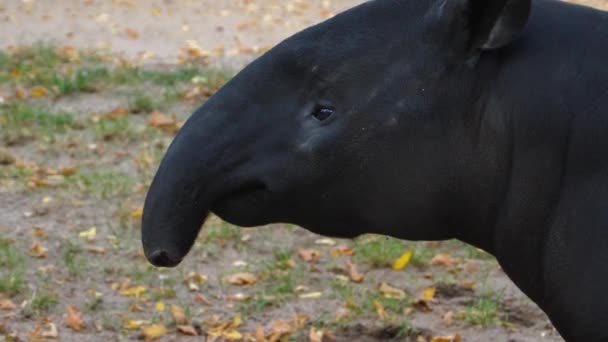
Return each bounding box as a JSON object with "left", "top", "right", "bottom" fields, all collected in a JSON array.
[{"left": 141, "top": 0, "right": 608, "bottom": 340}]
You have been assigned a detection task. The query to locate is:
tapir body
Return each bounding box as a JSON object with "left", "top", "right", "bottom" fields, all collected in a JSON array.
[{"left": 142, "top": 0, "right": 608, "bottom": 340}]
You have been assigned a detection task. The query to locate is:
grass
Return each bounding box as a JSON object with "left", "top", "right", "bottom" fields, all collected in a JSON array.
[
  {"left": 354, "top": 235, "right": 407, "bottom": 268},
  {"left": 30, "top": 291, "right": 59, "bottom": 312},
  {"left": 0, "top": 102, "right": 78, "bottom": 143},
  {"left": 463, "top": 291, "right": 503, "bottom": 326},
  {"left": 64, "top": 241, "right": 86, "bottom": 277},
  {"left": 202, "top": 222, "right": 242, "bottom": 243},
  {"left": 129, "top": 92, "right": 157, "bottom": 113},
  {"left": 70, "top": 170, "right": 134, "bottom": 198},
  {"left": 0, "top": 239, "right": 27, "bottom": 296},
  {"left": 92, "top": 117, "right": 132, "bottom": 141}
]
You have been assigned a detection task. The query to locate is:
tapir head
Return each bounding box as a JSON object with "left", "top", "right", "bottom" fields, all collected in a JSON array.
[{"left": 142, "top": 0, "right": 531, "bottom": 267}]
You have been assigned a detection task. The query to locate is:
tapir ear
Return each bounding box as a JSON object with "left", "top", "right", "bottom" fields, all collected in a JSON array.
[{"left": 437, "top": 0, "right": 531, "bottom": 51}]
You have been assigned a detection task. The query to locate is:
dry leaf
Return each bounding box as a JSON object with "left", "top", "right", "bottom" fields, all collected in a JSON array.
[
  {"left": 123, "top": 319, "right": 148, "bottom": 330},
  {"left": 31, "top": 86, "right": 48, "bottom": 98},
  {"left": 298, "top": 292, "right": 323, "bottom": 299},
  {"left": 104, "top": 107, "right": 129, "bottom": 120},
  {"left": 170, "top": 304, "right": 188, "bottom": 325},
  {"left": 431, "top": 253, "right": 460, "bottom": 267},
  {"left": 59, "top": 165, "right": 78, "bottom": 176},
  {"left": 78, "top": 227, "right": 96, "bottom": 242},
  {"left": 430, "top": 335, "right": 462, "bottom": 342},
  {"left": 0, "top": 298, "right": 16, "bottom": 310},
  {"left": 331, "top": 245, "right": 355, "bottom": 257},
  {"left": 141, "top": 324, "right": 167, "bottom": 341},
  {"left": 148, "top": 111, "right": 176, "bottom": 129},
  {"left": 379, "top": 282, "right": 406, "bottom": 299},
  {"left": 225, "top": 272, "right": 257, "bottom": 286},
  {"left": 346, "top": 261, "right": 364, "bottom": 283},
  {"left": 392, "top": 249, "right": 414, "bottom": 270},
  {"left": 64, "top": 305, "right": 85, "bottom": 331},
  {"left": 125, "top": 28, "right": 139, "bottom": 39},
  {"left": 130, "top": 208, "right": 143, "bottom": 219},
  {"left": 298, "top": 249, "right": 321, "bottom": 263},
  {"left": 41, "top": 323, "right": 58, "bottom": 339},
  {"left": 29, "top": 241, "right": 47, "bottom": 258},
  {"left": 315, "top": 238, "right": 336, "bottom": 246},
  {"left": 177, "top": 325, "right": 198, "bottom": 336},
  {"left": 374, "top": 300, "right": 387, "bottom": 320},
  {"left": 442, "top": 311, "right": 454, "bottom": 326},
  {"left": 155, "top": 302, "right": 165, "bottom": 312}
]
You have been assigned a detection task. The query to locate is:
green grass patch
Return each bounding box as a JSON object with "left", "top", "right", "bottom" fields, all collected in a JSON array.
[
  {"left": 354, "top": 235, "right": 408, "bottom": 268},
  {"left": 92, "top": 117, "right": 132, "bottom": 141},
  {"left": 129, "top": 92, "right": 158, "bottom": 113},
  {"left": 69, "top": 170, "right": 134, "bottom": 199},
  {"left": 202, "top": 222, "right": 241, "bottom": 243},
  {"left": 462, "top": 292, "right": 503, "bottom": 326},
  {"left": 0, "top": 102, "right": 78, "bottom": 144},
  {"left": 63, "top": 241, "right": 86, "bottom": 277},
  {"left": 30, "top": 291, "right": 59, "bottom": 312},
  {"left": 0, "top": 239, "right": 27, "bottom": 296}
]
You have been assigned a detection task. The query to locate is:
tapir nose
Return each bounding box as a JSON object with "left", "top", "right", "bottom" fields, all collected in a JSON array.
[{"left": 146, "top": 249, "right": 182, "bottom": 268}]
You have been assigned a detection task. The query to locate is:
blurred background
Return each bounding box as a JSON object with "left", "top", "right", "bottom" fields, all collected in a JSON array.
[{"left": 0, "top": 1, "right": 606, "bottom": 341}]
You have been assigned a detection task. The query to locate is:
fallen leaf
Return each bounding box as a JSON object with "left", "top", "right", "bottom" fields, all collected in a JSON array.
[
  {"left": 392, "top": 249, "right": 414, "bottom": 270},
  {"left": 59, "top": 165, "right": 78, "bottom": 177},
  {"left": 31, "top": 227, "right": 47, "bottom": 238},
  {"left": 0, "top": 298, "right": 16, "bottom": 310},
  {"left": 104, "top": 107, "right": 129, "bottom": 120},
  {"left": 309, "top": 327, "right": 324, "bottom": 342},
  {"left": 431, "top": 253, "right": 461, "bottom": 267},
  {"left": 430, "top": 335, "right": 462, "bottom": 342},
  {"left": 346, "top": 261, "right": 365, "bottom": 283},
  {"left": 442, "top": 311, "right": 454, "bottom": 326},
  {"left": 31, "top": 86, "right": 48, "bottom": 98},
  {"left": 120, "top": 285, "right": 147, "bottom": 298},
  {"left": 374, "top": 300, "right": 387, "bottom": 320},
  {"left": 125, "top": 28, "right": 139, "bottom": 39},
  {"left": 123, "top": 319, "right": 148, "bottom": 330},
  {"left": 177, "top": 325, "right": 198, "bottom": 336},
  {"left": 331, "top": 245, "right": 355, "bottom": 257},
  {"left": 141, "top": 324, "right": 167, "bottom": 341},
  {"left": 155, "top": 302, "right": 165, "bottom": 312},
  {"left": 225, "top": 272, "right": 257, "bottom": 286},
  {"left": 315, "top": 238, "right": 336, "bottom": 246},
  {"left": 298, "top": 249, "right": 321, "bottom": 263},
  {"left": 64, "top": 305, "right": 85, "bottom": 331},
  {"left": 170, "top": 304, "right": 188, "bottom": 325},
  {"left": 29, "top": 241, "right": 47, "bottom": 258},
  {"left": 298, "top": 292, "right": 323, "bottom": 299},
  {"left": 41, "top": 323, "right": 58, "bottom": 339},
  {"left": 148, "top": 111, "right": 176, "bottom": 129},
  {"left": 379, "top": 282, "right": 406, "bottom": 299},
  {"left": 78, "top": 227, "right": 96, "bottom": 242},
  {"left": 130, "top": 208, "right": 143, "bottom": 219},
  {"left": 420, "top": 287, "right": 436, "bottom": 302}
]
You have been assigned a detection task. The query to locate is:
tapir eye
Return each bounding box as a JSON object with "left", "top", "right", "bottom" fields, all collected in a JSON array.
[{"left": 311, "top": 104, "right": 335, "bottom": 122}]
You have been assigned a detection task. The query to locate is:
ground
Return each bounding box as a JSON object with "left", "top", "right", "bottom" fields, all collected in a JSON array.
[{"left": 0, "top": 1, "right": 606, "bottom": 341}]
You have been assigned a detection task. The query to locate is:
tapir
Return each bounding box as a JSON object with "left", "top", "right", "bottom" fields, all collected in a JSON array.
[{"left": 141, "top": 0, "right": 608, "bottom": 340}]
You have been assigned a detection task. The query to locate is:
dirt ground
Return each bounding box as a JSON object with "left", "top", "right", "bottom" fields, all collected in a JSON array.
[{"left": 0, "top": 1, "right": 607, "bottom": 341}]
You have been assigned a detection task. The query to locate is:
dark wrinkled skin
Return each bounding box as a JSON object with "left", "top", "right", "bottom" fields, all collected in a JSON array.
[{"left": 142, "top": 0, "right": 608, "bottom": 340}]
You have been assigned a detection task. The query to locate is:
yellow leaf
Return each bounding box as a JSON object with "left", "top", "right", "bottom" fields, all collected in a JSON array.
[
  {"left": 224, "top": 330, "right": 242, "bottom": 340},
  {"left": 120, "top": 285, "right": 147, "bottom": 298},
  {"left": 141, "top": 324, "right": 167, "bottom": 341},
  {"left": 379, "top": 282, "right": 406, "bottom": 299},
  {"left": 31, "top": 227, "right": 47, "bottom": 238},
  {"left": 421, "top": 287, "right": 436, "bottom": 302},
  {"left": 298, "top": 292, "right": 323, "bottom": 299},
  {"left": 78, "top": 227, "right": 97, "bottom": 241},
  {"left": 155, "top": 302, "right": 165, "bottom": 312},
  {"left": 31, "top": 86, "right": 48, "bottom": 98},
  {"left": 123, "top": 319, "right": 148, "bottom": 330},
  {"left": 392, "top": 249, "right": 414, "bottom": 270},
  {"left": 130, "top": 208, "right": 143, "bottom": 219}
]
